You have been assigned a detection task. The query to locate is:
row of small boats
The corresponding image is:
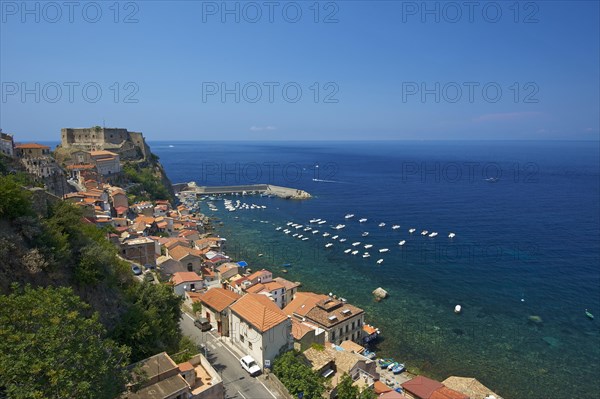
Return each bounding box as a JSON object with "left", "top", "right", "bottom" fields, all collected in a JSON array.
[{"left": 378, "top": 358, "right": 406, "bottom": 374}]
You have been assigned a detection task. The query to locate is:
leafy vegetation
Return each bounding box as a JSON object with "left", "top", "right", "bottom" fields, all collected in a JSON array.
[
  {"left": 337, "top": 373, "right": 376, "bottom": 399},
  {"left": 0, "top": 284, "right": 130, "bottom": 399},
  {"left": 111, "top": 282, "right": 183, "bottom": 362},
  {"left": 273, "top": 351, "right": 327, "bottom": 399},
  {"left": 0, "top": 174, "right": 33, "bottom": 220},
  {"left": 122, "top": 162, "right": 172, "bottom": 203},
  {"left": 0, "top": 174, "right": 194, "bottom": 396}
]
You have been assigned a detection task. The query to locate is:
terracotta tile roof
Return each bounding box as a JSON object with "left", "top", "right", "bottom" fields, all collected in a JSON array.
[
  {"left": 401, "top": 376, "right": 444, "bottom": 399},
  {"left": 198, "top": 288, "right": 241, "bottom": 312},
  {"left": 186, "top": 291, "right": 203, "bottom": 303},
  {"left": 15, "top": 142, "right": 49, "bottom": 149},
  {"left": 441, "top": 376, "right": 503, "bottom": 399},
  {"left": 115, "top": 206, "right": 128, "bottom": 215},
  {"left": 302, "top": 347, "right": 334, "bottom": 371},
  {"left": 283, "top": 292, "right": 328, "bottom": 318},
  {"left": 374, "top": 380, "right": 393, "bottom": 394},
  {"left": 290, "top": 319, "right": 315, "bottom": 340},
  {"left": 246, "top": 269, "right": 271, "bottom": 281},
  {"left": 217, "top": 263, "right": 239, "bottom": 273},
  {"left": 169, "top": 246, "right": 203, "bottom": 262},
  {"left": 339, "top": 340, "right": 365, "bottom": 354},
  {"left": 430, "top": 387, "right": 469, "bottom": 399},
  {"left": 156, "top": 221, "right": 168, "bottom": 229},
  {"left": 230, "top": 293, "right": 288, "bottom": 333},
  {"left": 89, "top": 150, "right": 118, "bottom": 158},
  {"left": 171, "top": 272, "right": 202, "bottom": 285},
  {"left": 273, "top": 277, "right": 301, "bottom": 290},
  {"left": 305, "top": 298, "right": 364, "bottom": 328},
  {"left": 164, "top": 238, "right": 189, "bottom": 249}
]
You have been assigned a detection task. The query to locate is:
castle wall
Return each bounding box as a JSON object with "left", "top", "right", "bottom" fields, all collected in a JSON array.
[{"left": 61, "top": 127, "right": 149, "bottom": 161}]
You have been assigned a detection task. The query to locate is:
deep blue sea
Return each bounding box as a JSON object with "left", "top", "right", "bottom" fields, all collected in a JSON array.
[{"left": 153, "top": 140, "right": 599, "bottom": 399}]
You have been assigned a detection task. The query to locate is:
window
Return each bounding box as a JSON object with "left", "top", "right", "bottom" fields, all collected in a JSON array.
[
  {"left": 187, "top": 263, "right": 193, "bottom": 271},
  {"left": 248, "top": 342, "right": 252, "bottom": 349},
  {"left": 345, "top": 325, "right": 349, "bottom": 333},
  {"left": 240, "top": 334, "right": 244, "bottom": 343},
  {"left": 332, "top": 331, "right": 336, "bottom": 340},
  {"left": 352, "top": 321, "right": 355, "bottom": 330}
]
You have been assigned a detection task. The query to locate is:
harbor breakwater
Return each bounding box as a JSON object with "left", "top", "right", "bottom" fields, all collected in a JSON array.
[{"left": 173, "top": 181, "right": 311, "bottom": 200}]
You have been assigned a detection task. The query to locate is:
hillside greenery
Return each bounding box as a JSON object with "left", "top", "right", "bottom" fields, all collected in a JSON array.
[
  {"left": 0, "top": 168, "right": 193, "bottom": 398},
  {"left": 122, "top": 162, "right": 173, "bottom": 203}
]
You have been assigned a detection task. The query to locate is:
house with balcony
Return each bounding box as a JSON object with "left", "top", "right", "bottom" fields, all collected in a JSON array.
[{"left": 228, "top": 293, "right": 293, "bottom": 370}]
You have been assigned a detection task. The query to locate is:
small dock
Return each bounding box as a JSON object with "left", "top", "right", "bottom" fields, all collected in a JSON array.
[{"left": 173, "top": 182, "right": 311, "bottom": 200}]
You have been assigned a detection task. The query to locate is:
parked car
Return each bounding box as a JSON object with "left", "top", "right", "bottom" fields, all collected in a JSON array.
[
  {"left": 240, "top": 355, "right": 261, "bottom": 376},
  {"left": 144, "top": 273, "right": 155, "bottom": 282},
  {"left": 131, "top": 265, "right": 142, "bottom": 275},
  {"left": 194, "top": 317, "right": 212, "bottom": 332}
]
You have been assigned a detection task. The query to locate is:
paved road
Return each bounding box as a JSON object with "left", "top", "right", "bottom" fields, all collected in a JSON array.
[{"left": 180, "top": 313, "right": 279, "bottom": 399}]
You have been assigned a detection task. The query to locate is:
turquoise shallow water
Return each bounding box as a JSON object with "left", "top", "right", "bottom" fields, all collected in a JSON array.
[{"left": 155, "top": 140, "right": 600, "bottom": 399}]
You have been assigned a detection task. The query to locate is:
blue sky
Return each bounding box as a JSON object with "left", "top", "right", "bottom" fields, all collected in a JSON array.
[{"left": 1, "top": 0, "right": 598, "bottom": 141}]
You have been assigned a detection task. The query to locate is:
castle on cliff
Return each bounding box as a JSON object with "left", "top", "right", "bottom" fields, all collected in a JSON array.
[{"left": 60, "top": 127, "right": 151, "bottom": 161}]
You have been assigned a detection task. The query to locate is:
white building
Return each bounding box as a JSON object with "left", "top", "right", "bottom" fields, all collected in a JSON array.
[
  {"left": 171, "top": 272, "right": 204, "bottom": 296},
  {"left": 229, "top": 293, "right": 293, "bottom": 370},
  {"left": 89, "top": 150, "right": 121, "bottom": 176}
]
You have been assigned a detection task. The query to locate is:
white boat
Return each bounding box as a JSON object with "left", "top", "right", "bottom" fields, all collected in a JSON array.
[
  {"left": 362, "top": 253, "right": 371, "bottom": 258},
  {"left": 292, "top": 233, "right": 298, "bottom": 237},
  {"left": 284, "top": 230, "right": 291, "bottom": 234},
  {"left": 318, "top": 220, "right": 327, "bottom": 225},
  {"left": 399, "top": 240, "right": 406, "bottom": 246},
  {"left": 421, "top": 230, "right": 428, "bottom": 236},
  {"left": 379, "top": 248, "right": 389, "bottom": 253},
  {"left": 325, "top": 243, "right": 333, "bottom": 248},
  {"left": 298, "top": 234, "right": 303, "bottom": 238},
  {"left": 364, "top": 244, "right": 373, "bottom": 249},
  {"left": 448, "top": 232, "right": 456, "bottom": 238},
  {"left": 345, "top": 214, "right": 355, "bottom": 219},
  {"left": 454, "top": 305, "right": 462, "bottom": 314},
  {"left": 309, "top": 218, "right": 321, "bottom": 223},
  {"left": 302, "top": 237, "right": 309, "bottom": 241},
  {"left": 378, "top": 222, "right": 386, "bottom": 227},
  {"left": 344, "top": 249, "right": 352, "bottom": 253},
  {"left": 351, "top": 250, "right": 359, "bottom": 255},
  {"left": 323, "top": 232, "right": 331, "bottom": 237},
  {"left": 352, "top": 242, "right": 361, "bottom": 247},
  {"left": 409, "top": 228, "right": 416, "bottom": 234},
  {"left": 362, "top": 232, "right": 369, "bottom": 237},
  {"left": 333, "top": 224, "right": 346, "bottom": 230},
  {"left": 339, "top": 238, "right": 347, "bottom": 242},
  {"left": 359, "top": 218, "right": 367, "bottom": 223},
  {"left": 312, "top": 230, "right": 319, "bottom": 234},
  {"left": 376, "top": 259, "right": 384, "bottom": 264},
  {"left": 428, "top": 232, "right": 438, "bottom": 238},
  {"left": 392, "top": 225, "right": 400, "bottom": 230},
  {"left": 304, "top": 227, "right": 311, "bottom": 231},
  {"left": 332, "top": 235, "right": 339, "bottom": 240},
  {"left": 275, "top": 227, "right": 282, "bottom": 231}
]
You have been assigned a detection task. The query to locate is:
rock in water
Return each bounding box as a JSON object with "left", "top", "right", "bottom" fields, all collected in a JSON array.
[
  {"left": 373, "top": 287, "right": 388, "bottom": 301},
  {"left": 528, "top": 315, "right": 543, "bottom": 324}
]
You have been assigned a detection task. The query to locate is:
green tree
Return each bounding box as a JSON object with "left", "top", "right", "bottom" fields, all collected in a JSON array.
[
  {"left": 337, "top": 373, "right": 360, "bottom": 399},
  {"left": 0, "top": 174, "right": 33, "bottom": 220},
  {"left": 0, "top": 285, "right": 130, "bottom": 399},
  {"left": 112, "top": 282, "right": 183, "bottom": 361},
  {"left": 273, "top": 351, "right": 327, "bottom": 399}
]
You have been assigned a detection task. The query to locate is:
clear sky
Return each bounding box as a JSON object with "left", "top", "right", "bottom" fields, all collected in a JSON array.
[{"left": 1, "top": 0, "right": 598, "bottom": 141}]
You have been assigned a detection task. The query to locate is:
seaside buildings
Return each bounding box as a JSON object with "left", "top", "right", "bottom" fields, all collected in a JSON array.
[
  {"left": 121, "top": 352, "right": 223, "bottom": 399},
  {"left": 0, "top": 131, "right": 15, "bottom": 156},
  {"left": 284, "top": 292, "right": 365, "bottom": 345},
  {"left": 60, "top": 126, "right": 150, "bottom": 161},
  {"left": 228, "top": 293, "right": 293, "bottom": 369}
]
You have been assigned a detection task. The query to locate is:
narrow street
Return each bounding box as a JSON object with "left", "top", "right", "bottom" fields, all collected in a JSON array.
[{"left": 180, "top": 313, "right": 280, "bottom": 399}]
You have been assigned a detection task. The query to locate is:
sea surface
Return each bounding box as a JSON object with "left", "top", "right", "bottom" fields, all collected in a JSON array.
[{"left": 153, "top": 140, "right": 600, "bottom": 399}]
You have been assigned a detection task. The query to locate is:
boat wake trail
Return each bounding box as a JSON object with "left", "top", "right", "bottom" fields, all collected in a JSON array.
[{"left": 312, "top": 178, "right": 345, "bottom": 183}]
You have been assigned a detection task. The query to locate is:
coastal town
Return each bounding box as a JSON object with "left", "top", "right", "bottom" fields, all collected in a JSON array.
[{"left": 0, "top": 127, "right": 503, "bottom": 399}]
